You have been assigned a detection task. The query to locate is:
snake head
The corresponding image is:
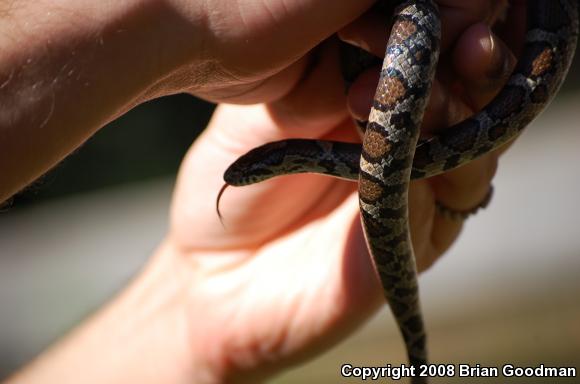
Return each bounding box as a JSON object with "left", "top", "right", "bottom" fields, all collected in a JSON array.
[
  {"left": 223, "top": 141, "right": 289, "bottom": 186},
  {"left": 218, "top": 141, "right": 288, "bottom": 224}
]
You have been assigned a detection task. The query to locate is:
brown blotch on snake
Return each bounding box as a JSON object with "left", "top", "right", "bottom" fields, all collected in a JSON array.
[
  {"left": 362, "top": 129, "right": 392, "bottom": 158},
  {"left": 531, "top": 48, "right": 554, "bottom": 77},
  {"left": 359, "top": 177, "right": 384, "bottom": 202},
  {"left": 390, "top": 19, "right": 418, "bottom": 44},
  {"left": 376, "top": 76, "right": 407, "bottom": 108}
]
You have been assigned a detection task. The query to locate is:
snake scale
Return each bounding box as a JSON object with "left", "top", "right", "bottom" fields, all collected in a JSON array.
[{"left": 219, "top": 1, "right": 579, "bottom": 382}]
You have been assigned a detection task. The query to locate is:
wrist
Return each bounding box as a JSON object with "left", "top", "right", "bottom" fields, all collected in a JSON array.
[{"left": 6, "top": 241, "right": 198, "bottom": 384}]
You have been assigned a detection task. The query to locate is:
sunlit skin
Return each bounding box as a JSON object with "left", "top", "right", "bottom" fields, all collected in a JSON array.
[
  {"left": 0, "top": 1, "right": 527, "bottom": 383},
  {"left": 169, "top": 27, "right": 515, "bottom": 382}
]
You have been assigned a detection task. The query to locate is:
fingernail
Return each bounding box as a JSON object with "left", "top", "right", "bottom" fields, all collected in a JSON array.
[
  {"left": 485, "top": 30, "right": 515, "bottom": 81},
  {"left": 340, "top": 36, "right": 373, "bottom": 56}
]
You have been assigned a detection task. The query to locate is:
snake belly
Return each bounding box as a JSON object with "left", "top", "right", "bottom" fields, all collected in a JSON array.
[{"left": 221, "top": 0, "right": 579, "bottom": 378}]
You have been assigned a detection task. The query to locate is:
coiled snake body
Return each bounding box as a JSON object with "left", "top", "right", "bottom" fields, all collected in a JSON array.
[{"left": 220, "top": 1, "right": 578, "bottom": 382}]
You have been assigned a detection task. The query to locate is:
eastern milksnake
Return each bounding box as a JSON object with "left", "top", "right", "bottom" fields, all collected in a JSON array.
[{"left": 219, "top": 1, "right": 579, "bottom": 382}]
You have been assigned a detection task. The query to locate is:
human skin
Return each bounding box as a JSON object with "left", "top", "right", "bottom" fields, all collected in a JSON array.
[
  {"left": 1, "top": 0, "right": 523, "bottom": 383},
  {"left": 0, "top": 0, "right": 519, "bottom": 202}
]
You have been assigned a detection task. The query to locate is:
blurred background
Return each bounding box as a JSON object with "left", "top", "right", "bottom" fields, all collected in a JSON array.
[{"left": 1, "top": 51, "right": 580, "bottom": 384}]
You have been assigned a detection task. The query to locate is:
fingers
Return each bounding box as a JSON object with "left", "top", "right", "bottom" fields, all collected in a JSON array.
[
  {"left": 202, "top": 0, "right": 377, "bottom": 79},
  {"left": 451, "top": 23, "right": 516, "bottom": 111},
  {"left": 340, "top": 0, "right": 519, "bottom": 126},
  {"left": 345, "top": 66, "right": 380, "bottom": 122},
  {"left": 212, "top": 39, "right": 350, "bottom": 147},
  {"left": 346, "top": 22, "right": 517, "bottom": 130},
  {"left": 425, "top": 23, "right": 515, "bottom": 134},
  {"left": 411, "top": 154, "right": 499, "bottom": 270},
  {"left": 424, "top": 23, "right": 517, "bottom": 261},
  {"left": 493, "top": 0, "right": 527, "bottom": 56},
  {"left": 338, "top": 10, "right": 389, "bottom": 58},
  {"left": 432, "top": 23, "right": 516, "bottom": 211},
  {"left": 344, "top": 20, "right": 519, "bottom": 272},
  {"left": 338, "top": 0, "right": 511, "bottom": 57},
  {"left": 266, "top": 39, "right": 350, "bottom": 137}
]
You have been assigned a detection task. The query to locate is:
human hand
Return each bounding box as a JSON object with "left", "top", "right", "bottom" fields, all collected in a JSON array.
[
  {"left": 0, "top": 0, "right": 523, "bottom": 203},
  {"left": 154, "top": 0, "right": 523, "bottom": 106},
  {"left": 163, "top": 10, "right": 518, "bottom": 383},
  {"left": 2, "top": 2, "right": 525, "bottom": 384}
]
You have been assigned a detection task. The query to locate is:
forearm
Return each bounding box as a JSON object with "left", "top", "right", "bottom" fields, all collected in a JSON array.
[
  {"left": 0, "top": 0, "right": 201, "bottom": 202},
  {"left": 4, "top": 242, "right": 198, "bottom": 384}
]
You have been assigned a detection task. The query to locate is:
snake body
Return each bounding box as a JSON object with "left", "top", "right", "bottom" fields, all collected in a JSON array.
[
  {"left": 358, "top": 1, "right": 440, "bottom": 371},
  {"left": 221, "top": 0, "right": 579, "bottom": 381}
]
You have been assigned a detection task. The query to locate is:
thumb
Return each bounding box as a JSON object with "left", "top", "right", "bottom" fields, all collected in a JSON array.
[{"left": 209, "top": 0, "right": 376, "bottom": 72}]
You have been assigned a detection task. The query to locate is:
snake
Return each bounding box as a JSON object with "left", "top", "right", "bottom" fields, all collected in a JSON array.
[{"left": 218, "top": 1, "right": 579, "bottom": 382}]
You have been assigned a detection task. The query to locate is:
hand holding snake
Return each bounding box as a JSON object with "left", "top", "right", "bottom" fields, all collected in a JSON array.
[
  {"left": 218, "top": 0, "right": 577, "bottom": 381},
  {"left": 2, "top": 1, "right": 565, "bottom": 383},
  {"left": 186, "top": 5, "right": 530, "bottom": 381}
]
